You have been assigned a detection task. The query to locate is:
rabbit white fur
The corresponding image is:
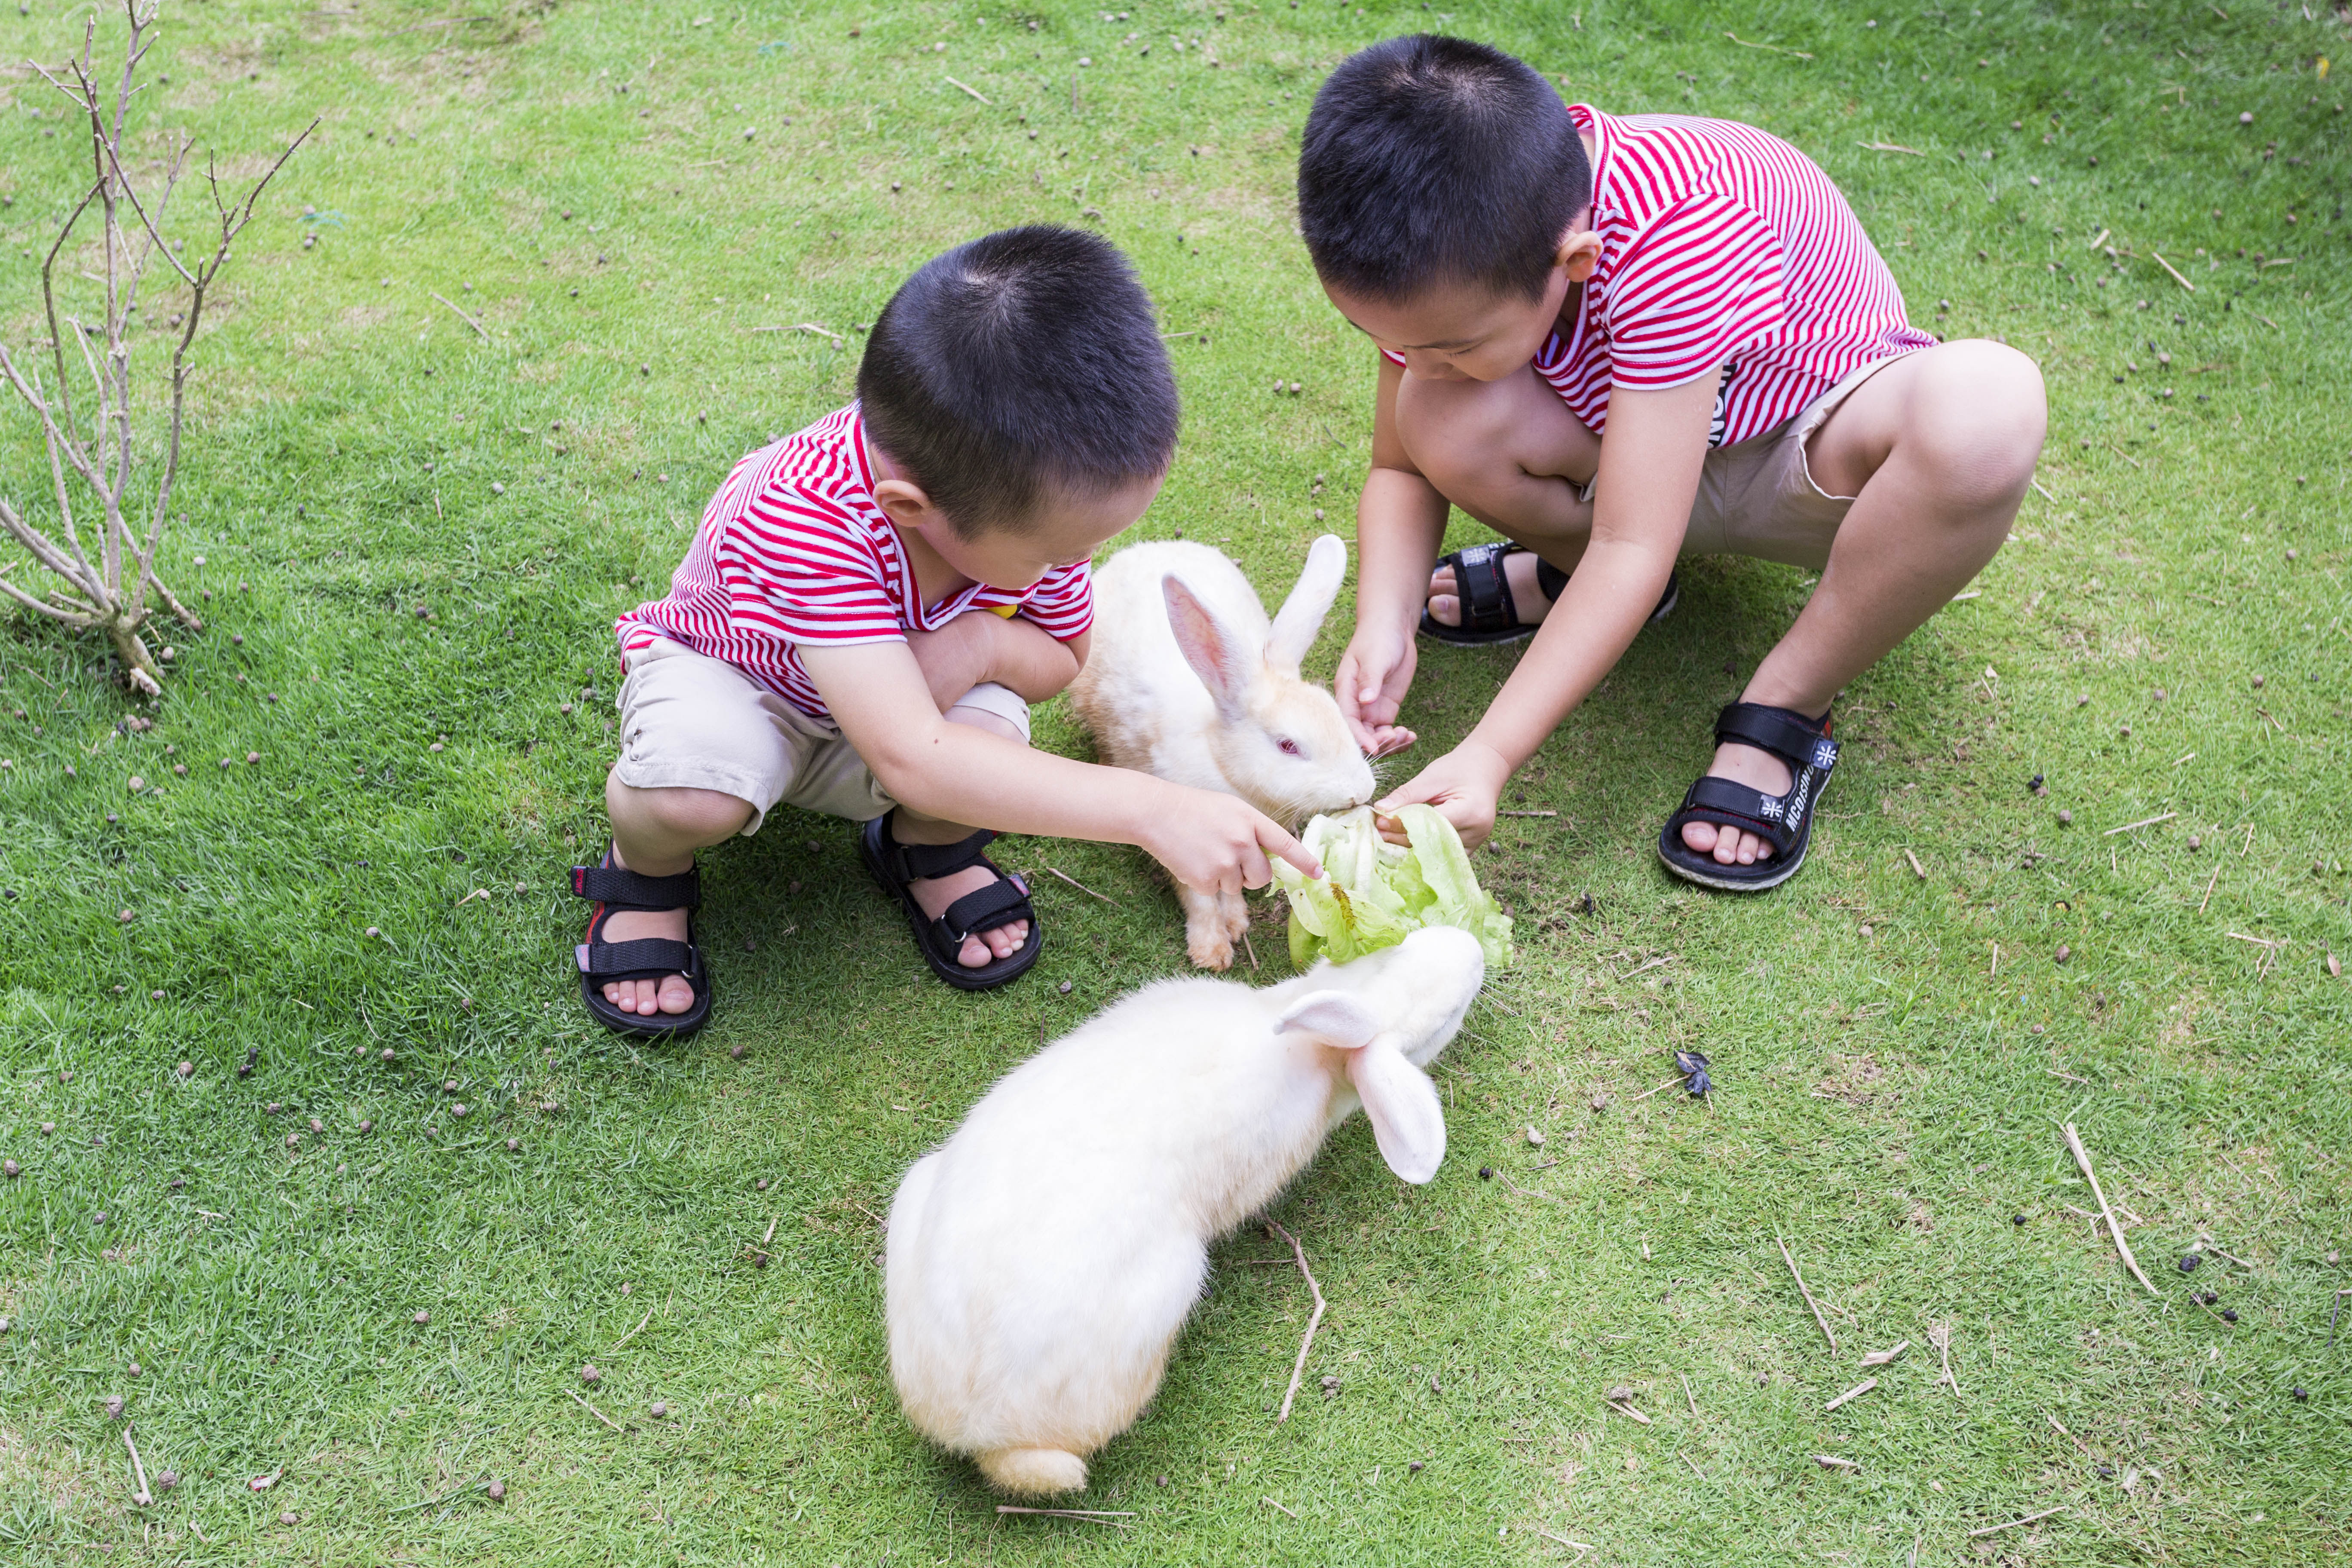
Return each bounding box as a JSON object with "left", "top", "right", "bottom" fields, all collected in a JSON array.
[
  {"left": 1068, "top": 535, "right": 1375, "bottom": 969},
  {"left": 885, "top": 925, "right": 1484, "bottom": 1497}
]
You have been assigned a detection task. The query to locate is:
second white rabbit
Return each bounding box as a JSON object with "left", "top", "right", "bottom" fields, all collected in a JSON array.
[
  {"left": 885, "top": 925, "right": 1485, "bottom": 1496},
  {"left": 1068, "top": 534, "right": 1375, "bottom": 969}
]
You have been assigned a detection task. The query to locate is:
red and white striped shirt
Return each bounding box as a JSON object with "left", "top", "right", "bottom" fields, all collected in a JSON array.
[
  {"left": 1387, "top": 106, "right": 1934, "bottom": 448},
  {"left": 615, "top": 405, "right": 1094, "bottom": 719}
]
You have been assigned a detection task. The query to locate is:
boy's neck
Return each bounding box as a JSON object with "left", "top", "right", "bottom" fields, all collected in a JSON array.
[{"left": 860, "top": 424, "right": 974, "bottom": 606}]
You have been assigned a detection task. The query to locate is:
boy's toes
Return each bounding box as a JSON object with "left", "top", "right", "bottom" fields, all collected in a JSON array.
[
  {"left": 656, "top": 973, "right": 697, "bottom": 1014},
  {"left": 1680, "top": 820, "right": 1721, "bottom": 856}
]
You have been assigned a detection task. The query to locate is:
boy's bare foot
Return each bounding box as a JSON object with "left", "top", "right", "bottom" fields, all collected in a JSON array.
[
  {"left": 1424, "top": 548, "right": 1555, "bottom": 629},
  {"left": 892, "top": 818, "right": 1030, "bottom": 969},
  {"left": 1677, "top": 742, "right": 1794, "bottom": 866}
]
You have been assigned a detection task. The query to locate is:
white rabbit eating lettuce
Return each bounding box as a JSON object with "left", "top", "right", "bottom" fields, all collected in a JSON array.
[
  {"left": 1068, "top": 534, "right": 1376, "bottom": 969},
  {"left": 884, "top": 925, "right": 1485, "bottom": 1496}
]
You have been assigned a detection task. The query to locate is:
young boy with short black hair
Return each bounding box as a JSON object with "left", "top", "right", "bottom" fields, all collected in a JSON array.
[
  {"left": 1299, "top": 35, "right": 2046, "bottom": 889},
  {"left": 575, "top": 227, "right": 1317, "bottom": 1034}
]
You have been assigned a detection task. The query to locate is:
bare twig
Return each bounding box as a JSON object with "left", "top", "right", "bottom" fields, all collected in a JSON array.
[
  {"left": 1814, "top": 1453, "right": 1859, "bottom": 1470},
  {"left": 1969, "top": 1503, "right": 2068, "bottom": 1537},
  {"left": 1259, "top": 1495, "right": 1298, "bottom": 1519},
  {"left": 428, "top": 290, "right": 490, "bottom": 340},
  {"left": 1776, "top": 1232, "right": 1838, "bottom": 1351},
  {"left": 1681, "top": 1372, "right": 1697, "bottom": 1417},
  {"left": 1537, "top": 1530, "right": 1596, "bottom": 1551},
  {"left": 2103, "top": 811, "right": 2176, "bottom": 836},
  {"left": 2150, "top": 251, "right": 2196, "bottom": 293},
  {"left": 122, "top": 1426, "right": 152, "bottom": 1506},
  {"left": 995, "top": 1505, "right": 1131, "bottom": 1526},
  {"left": 1627, "top": 1075, "right": 1685, "bottom": 1102},
  {"left": 1857, "top": 141, "right": 1926, "bottom": 154},
  {"left": 1823, "top": 1378, "right": 1877, "bottom": 1412},
  {"left": 1044, "top": 866, "right": 1115, "bottom": 903},
  {"left": 1605, "top": 1399, "right": 1651, "bottom": 1425},
  {"left": 2062, "top": 1123, "right": 2158, "bottom": 1295},
  {"left": 568, "top": 1389, "right": 625, "bottom": 1432},
  {"left": 1496, "top": 808, "right": 1559, "bottom": 818},
  {"left": 2197, "top": 865, "right": 2221, "bottom": 914},
  {"left": 1931, "top": 1321, "right": 1960, "bottom": 1396},
  {"left": 1903, "top": 848, "right": 1926, "bottom": 880},
  {"left": 1860, "top": 1340, "right": 1910, "bottom": 1368},
  {"left": 1240, "top": 927, "right": 1259, "bottom": 972},
  {"left": 609, "top": 1305, "right": 655, "bottom": 1353},
  {"left": 943, "top": 74, "right": 992, "bottom": 104},
  {"left": 1268, "top": 1221, "right": 1327, "bottom": 1424}
]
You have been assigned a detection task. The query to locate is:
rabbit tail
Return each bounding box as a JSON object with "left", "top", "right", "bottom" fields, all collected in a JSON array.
[{"left": 977, "top": 1447, "right": 1089, "bottom": 1496}]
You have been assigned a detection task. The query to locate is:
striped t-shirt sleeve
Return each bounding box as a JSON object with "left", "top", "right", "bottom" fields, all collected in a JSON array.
[
  {"left": 1016, "top": 560, "right": 1095, "bottom": 642},
  {"left": 1602, "top": 192, "right": 1787, "bottom": 390}
]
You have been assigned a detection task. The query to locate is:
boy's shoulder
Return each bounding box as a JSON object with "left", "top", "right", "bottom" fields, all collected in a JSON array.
[{"left": 705, "top": 404, "right": 886, "bottom": 541}]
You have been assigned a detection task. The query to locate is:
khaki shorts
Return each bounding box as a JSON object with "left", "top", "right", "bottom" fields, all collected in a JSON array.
[
  {"left": 1654, "top": 350, "right": 1920, "bottom": 570},
  {"left": 612, "top": 637, "right": 1031, "bottom": 836}
]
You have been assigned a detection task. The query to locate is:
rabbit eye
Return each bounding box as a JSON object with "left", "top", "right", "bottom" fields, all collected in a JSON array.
[{"left": 1276, "top": 737, "right": 1302, "bottom": 757}]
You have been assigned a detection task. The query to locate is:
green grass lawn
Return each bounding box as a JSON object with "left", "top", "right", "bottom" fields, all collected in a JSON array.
[{"left": 0, "top": 0, "right": 2346, "bottom": 1561}]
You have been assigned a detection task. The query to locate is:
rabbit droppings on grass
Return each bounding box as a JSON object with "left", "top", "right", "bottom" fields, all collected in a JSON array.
[
  {"left": 1068, "top": 534, "right": 1376, "bottom": 969},
  {"left": 885, "top": 925, "right": 1485, "bottom": 1497}
]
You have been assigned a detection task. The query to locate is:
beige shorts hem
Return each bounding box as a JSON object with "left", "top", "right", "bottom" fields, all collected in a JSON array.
[{"left": 1678, "top": 348, "right": 1925, "bottom": 570}]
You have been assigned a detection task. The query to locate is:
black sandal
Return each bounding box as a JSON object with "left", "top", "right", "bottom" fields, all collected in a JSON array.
[
  {"left": 1657, "top": 703, "right": 1839, "bottom": 893},
  {"left": 1418, "top": 541, "right": 1678, "bottom": 646},
  {"left": 859, "top": 812, "right": 1042, "bottom": 991},
  {"left": 570, "top": 852, "right": 714, "bottom": 1037}
]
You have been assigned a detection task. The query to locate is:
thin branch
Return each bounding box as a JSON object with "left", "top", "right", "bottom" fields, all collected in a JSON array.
[
  {"left": 1776, "top": 1232, "right": 1838, "bottom": 1351},
  {"left": 1267, "top": 1221, "right": 1327, "bottom": 1424},
  {"left": 2062, "top": 1123, "right": 2159, "bottom": 1295}
]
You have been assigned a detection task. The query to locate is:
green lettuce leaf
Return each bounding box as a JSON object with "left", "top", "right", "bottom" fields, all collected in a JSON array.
[{"left": 1272, "top": 805, "right": 1513, "bottom": 968}]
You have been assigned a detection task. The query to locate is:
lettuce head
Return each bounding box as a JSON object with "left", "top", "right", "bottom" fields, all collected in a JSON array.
[{"left": 1272, "top": 805, "right": 1512, "bottom": 969}]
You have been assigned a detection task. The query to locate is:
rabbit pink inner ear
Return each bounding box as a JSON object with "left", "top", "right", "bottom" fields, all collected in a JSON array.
[
  {"left": 1162, "top": 574, "right": 1251, "bottom": 719},
  {"left": 1344, "top": 1040, "right": 1447, "bottom": 1185},
  {"left": 1274, "top": 990, "right": 1383, "bottom": 1050}
]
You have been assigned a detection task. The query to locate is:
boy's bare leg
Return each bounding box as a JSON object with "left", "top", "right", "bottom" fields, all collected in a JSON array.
[
  {"left": 597, "top": 710, "right": 1030, "bottom": 1017},
  {"left": 1396, "top": 340, "right": 2046, "bottom": 867},
  {"left": 599, "top": 780, "right": 753, "bottom": 1017},
  {"left": 885, "top": 705, "right": 1033, "bottom": 967}
]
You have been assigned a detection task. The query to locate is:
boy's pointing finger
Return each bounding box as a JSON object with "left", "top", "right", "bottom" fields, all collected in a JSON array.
[{"left": 1258, "top": 819, "right": 1323, "bottom": 883}]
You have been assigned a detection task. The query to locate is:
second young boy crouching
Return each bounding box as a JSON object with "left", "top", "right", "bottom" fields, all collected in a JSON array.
[
  {"left": 573, "top": 227, "right": 1320, "bottom": 1036},
  {"left": 1301, "top": 37, "right": 2048, "bottom": 891}
]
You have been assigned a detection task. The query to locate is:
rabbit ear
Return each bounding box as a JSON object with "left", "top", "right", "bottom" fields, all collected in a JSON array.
[
  {"left": 1274, "top": 990, "right": 1384, "bottom": 1049},
  {"left": 1265, "top": 534, "right": 1348, "bottom": 675},
  {"left": 1343, "top": 1040, "right": 1447, "bottom": 1184},
  {"left": 1164, "top": 573, "right": 1252, "bottom": 720}
]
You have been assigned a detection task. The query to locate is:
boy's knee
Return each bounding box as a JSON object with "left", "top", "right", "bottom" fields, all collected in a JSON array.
[
  {"left": 611, "top": 778, "right": 754, "bottom": 840},
  {"left": 1395, "top": 375, "right": 1519, "bottom": 492},
  {"left": 1906, "top": 342, "right": 2047, "bottom": 503}
]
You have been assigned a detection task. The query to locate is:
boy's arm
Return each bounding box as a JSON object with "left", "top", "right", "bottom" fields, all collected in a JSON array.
[
  {"left": 798, "top": 639, "right": 1321, "bottom": 891},
  {"left": 1335, "top": 354, "right": 1446, "bottom": 757},
  {"left": 904, "top": 609, "right": 1087, "bottom": 709},
  {"left": 1375, "top": 372, "right": 1719, "bottom": 849}
]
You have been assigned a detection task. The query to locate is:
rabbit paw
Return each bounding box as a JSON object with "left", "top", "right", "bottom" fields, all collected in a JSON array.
[{"left": 1185, "top": 920, "right": 1237, "bottom": 971}]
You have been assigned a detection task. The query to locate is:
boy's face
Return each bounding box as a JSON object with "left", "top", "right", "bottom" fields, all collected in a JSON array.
[
  {"left": 886, "top": 471, "right": 1167, "bottom": 592},
  {"left": 1322, "top": 213, "right": 1601, "bottom": 385}
]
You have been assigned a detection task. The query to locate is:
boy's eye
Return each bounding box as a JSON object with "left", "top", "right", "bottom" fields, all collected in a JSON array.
[{"left": 1277, "top": 737, "right": 1302, "bottom": 757}]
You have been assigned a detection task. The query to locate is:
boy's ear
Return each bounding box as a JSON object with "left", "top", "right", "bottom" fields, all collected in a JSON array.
[
  {"left": 872, "top": 477, "right": 940, "bottom": 530},
  {"left": 1556, "top": 224, "right": 1602, "bottom": 285}
]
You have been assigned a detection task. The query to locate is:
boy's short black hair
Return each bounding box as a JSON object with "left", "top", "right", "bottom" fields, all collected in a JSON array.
[
  {"left": 857, "top": 226, "right": 1179, "bottom": 538},
  {"left": 1298, "top": 34, "right": 1592, "bottom": 304}
]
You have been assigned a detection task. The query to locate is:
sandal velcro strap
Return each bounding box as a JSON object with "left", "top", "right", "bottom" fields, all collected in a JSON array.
[
  {"left": 936, "top": 876, "right": 1034, "bottom": 945},
  {"left": 571, "top": 863, "right": 702, "bottom": 910},
  {"left": 1657, "top": 703, "right": 1838, "bottom": 894},
  {"left": 576, "top": 936, "right": 704, "bottom": 980},
  {"left": 1713, "top": 702, "right": 1838, "bottom": 774},
  {"left": 884, "top": 829, "right": 999, "bottom": 885},
  {"left": 1675, "top": 776, "right": 1804, "bottom": 856},
  {"left": 1452, "top": 543, "right": 1518, "bottom": 634}
]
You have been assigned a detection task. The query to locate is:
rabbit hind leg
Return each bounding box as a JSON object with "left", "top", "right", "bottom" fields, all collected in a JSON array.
[{"left": 1176, "top": 880, "right": 1235, "bottom": 970}]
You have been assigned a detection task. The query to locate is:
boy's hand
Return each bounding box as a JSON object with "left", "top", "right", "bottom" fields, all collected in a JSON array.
[
  {"left": 1335, "top": 626, "right": 1420, "bottom": 759},
  {"left": 1372, "top": 740, "right": 1511, "bottom": 852},
  {"left": 1137, "top": 785, "right": 1323, "bottom": 893}
]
